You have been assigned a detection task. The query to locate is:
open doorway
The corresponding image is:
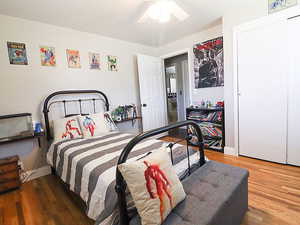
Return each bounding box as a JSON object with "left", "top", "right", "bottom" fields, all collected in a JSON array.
[{"left": 164, "top": 53, "right": 189, "bottom": 137}]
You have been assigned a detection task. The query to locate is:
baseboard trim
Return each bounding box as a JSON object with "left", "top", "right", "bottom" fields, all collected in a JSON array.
[
  {"left": 22, "top": 165, "right": 51, "bottom": 183},
  {"left": 224, "top": 146, "right": 238, "bottom": 156}
]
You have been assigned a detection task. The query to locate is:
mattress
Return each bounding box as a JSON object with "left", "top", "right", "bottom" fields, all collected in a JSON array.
[{"left": 47, "top": 132, "right": 201, "bottom": 225}]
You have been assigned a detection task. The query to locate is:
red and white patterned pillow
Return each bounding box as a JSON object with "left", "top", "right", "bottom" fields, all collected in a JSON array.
[
  {"left": 78, "top": 112, "right": 116, "bottom": 138},
  {"left": 53, "top": 116, "right": 83, "bottom": 142}
]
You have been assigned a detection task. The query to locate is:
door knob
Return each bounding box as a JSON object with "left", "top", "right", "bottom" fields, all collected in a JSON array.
[{"left": 142, "top": 104, "right": 147, "bottom": 107}]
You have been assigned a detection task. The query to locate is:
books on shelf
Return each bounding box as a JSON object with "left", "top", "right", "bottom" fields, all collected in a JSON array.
[
  {"left": 187, "top": 111, "right": 222, "bottom": 123},
  {"left": 199, "top": 122, "right": 222, "bottom": 138},
  {"left": 186, "top": 107, "right": 224, "bottom": 151}
]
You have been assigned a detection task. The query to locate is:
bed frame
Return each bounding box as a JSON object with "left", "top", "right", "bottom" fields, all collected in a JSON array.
[
  {"left": 43, "top": 90, "right": 110, "bottom": 141},
  {"left": 116, "top": 120, "right": 206, "bottom": 225},
  {"left": 42, "top": 90, "right": 111, "bottom": 213},
  {"left": 42, "top": 90, "right": 206, "bottom": 225}
]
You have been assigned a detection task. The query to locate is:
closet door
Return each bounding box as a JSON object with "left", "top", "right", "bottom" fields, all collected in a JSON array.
[
  {"left": 287, "top": 16, "right": 300, "bottom": 166},
  {"left": 237, "top": 19, "right": 288, "bottom": 163}
]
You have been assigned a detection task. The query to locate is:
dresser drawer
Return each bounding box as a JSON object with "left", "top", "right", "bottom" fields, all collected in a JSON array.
[
  {"left": 0, "top": 162, "right": 18, "bottom": 174},
  {"left": 0, "top": 170, "right": 19, "bottom": 183},
  {"left": 0, "top": 179, "right": 20, "bottom": 193}
]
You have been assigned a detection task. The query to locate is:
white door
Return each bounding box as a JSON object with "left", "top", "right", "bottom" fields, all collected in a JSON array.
[
  {"left": 237, "top": 18, "right": 288, "bottom": 163},
  {"left": 137, "top": 54, "right": 167, "bottom": 131},
  {"left": 287, "top": 16, "right": 300, "bottom": 166}
]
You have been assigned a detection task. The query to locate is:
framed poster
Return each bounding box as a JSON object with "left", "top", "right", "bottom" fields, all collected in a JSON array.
[
  {"left": 269, "top": 0, "right": 297, "bottom": 13},
  {"left": 7, "top": 42, "right": 28, "bottom": 65},
  {"left": 193, "top": 37, "right": 224, "bottom": 89},
  {"left": 40, "top": 46, "right": 56, "bottom": 66},
  {"left": 66, "top": 49, "right": 81, "bottom": 68},
  {"left": 89, "top": 52, "right": 101, "bottom": 70},
  {"left": 107, "top": 55, "right": 118, "bottom": 71}
]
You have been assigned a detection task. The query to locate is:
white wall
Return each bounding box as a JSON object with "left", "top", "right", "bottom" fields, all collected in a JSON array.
[
  {"left": 0, "top": 14, "right": 157, "bottom": 121},
  {"left": 0, "top": 14, "right": 156, "bottom": 171},
  {"left": 158, "top": 24, "right": 224, "bottom": 105}
]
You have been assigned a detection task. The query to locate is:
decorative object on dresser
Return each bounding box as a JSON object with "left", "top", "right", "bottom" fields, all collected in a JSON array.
[
  {"left": 186, "top": 105, "right": 225, "bottom": 152},
  {"left": 0, "top": 155, "right": 21, "bottom": 193}
]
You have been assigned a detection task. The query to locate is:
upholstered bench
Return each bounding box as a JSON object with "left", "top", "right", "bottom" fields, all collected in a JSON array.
[{"left": 130, "top": 161, "right": 249, "bottom": 225}]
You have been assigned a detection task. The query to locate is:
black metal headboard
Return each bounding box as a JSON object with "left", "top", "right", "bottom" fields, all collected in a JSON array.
[{"left": 43, "top": 90, "right": 109, "bottom": 141}]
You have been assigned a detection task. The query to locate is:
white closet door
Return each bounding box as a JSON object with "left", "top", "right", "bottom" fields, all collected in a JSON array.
[
  {"left": 287, "top": 16, "right": 300, "bottom": 166},
  {"left": 237, "top": 19, "right": 288, "bottom": 163}
]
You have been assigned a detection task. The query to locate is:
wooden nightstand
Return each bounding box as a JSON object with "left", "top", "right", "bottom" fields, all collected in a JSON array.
[{"left": 0, "top": 155, "right": 21, "bottom": 193}]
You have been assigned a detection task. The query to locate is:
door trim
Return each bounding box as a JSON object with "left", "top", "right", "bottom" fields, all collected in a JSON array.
[{"left": 160, "top": 48, "right": 192, "bottom": 123}]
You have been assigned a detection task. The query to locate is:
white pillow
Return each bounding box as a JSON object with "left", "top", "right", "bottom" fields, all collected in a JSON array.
[
  {"left": 78, "top": 112, "right": 115, "bottom": 138},
  {"left": 118, "top": 148, "right": 186, "bottom": 225},
  {"left": 53, "top": 116, "right": 83, "bottom": 142}
]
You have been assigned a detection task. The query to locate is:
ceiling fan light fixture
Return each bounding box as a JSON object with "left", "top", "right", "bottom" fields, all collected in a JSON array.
[
  {"left": 139, "top": 0, "right": 189, "bottom": 24},
  {"left": 147, "top": 1, "right": 172, "bottom": 23}
]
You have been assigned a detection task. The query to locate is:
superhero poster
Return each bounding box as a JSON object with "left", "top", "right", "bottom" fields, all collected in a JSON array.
[
  {"left": 7, "top": 42, "right": 28, "bottom": 65},
  {"left": 66, "top": 49, "right": 81, "bottom": 68},
  {"left": 269, "top": 0, "right": 297, "bottom": 14},
  {"left": 89, "top": 52, "right": 101, "bottom": 70},
  {"left": 40, "top": 46, "right": 56, "bottom": 66},
  {"left": 107, "top": 55, "right": 118, "bottom": 71},
  {"left": 193, "top": 37, "right": 224, "bottom": 89}
]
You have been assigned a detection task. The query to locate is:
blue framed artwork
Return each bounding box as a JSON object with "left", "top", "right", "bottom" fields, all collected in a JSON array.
[
  {"left": 269, "top": 0, "right": 298, "bottom": 14},
  {"left": 7, "top": 42, "right": 28, "bottom": 65}
]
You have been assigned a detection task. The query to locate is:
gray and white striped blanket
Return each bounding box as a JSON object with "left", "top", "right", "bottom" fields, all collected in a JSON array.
[{"left": 47, "top": 132, "right": 200, "bottom": 225}]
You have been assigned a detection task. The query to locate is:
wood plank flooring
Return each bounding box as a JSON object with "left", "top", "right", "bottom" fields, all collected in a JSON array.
[{"left": 1, "top": 139, "right": 300, "bottom": 225}]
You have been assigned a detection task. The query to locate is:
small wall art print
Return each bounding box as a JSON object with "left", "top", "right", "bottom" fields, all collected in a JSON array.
[
  {"left": 40, "top": 46, "right": 56, "bottom": 66},
  {"left": 89, "top": 52, "right": 101, "bottom": 70},
  {"left": 193, "top": 37, "right": 224, "bottom": 89},
  {"left": 7, "top": 42, "right": 28, "bottom": 65},
  {"left": 269, "top": 0, "right": 297, "bottom": 13},
  {"left": 107, "top": 55, "right": 118, "bottom": 71},
  {"left": 66, "top": 49, "right": 81, "bottom": 68}
]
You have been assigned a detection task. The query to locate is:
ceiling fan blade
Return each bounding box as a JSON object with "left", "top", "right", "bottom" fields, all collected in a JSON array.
[
  {"left": 170, "top": 1, "right": 189, "bottom": 21},
  {"left": 123, "top": 1, "right": 153, "bottom": 24}
]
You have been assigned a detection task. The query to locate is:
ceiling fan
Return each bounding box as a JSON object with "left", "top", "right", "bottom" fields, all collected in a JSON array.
[{"left": 138, "top": 0, "right": 189, "bottom": 24}]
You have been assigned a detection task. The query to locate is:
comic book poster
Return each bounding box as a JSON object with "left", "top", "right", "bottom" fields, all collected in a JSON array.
[
  {"left": 40, "top": 46, "right": 56, "bottom": 66},
  {"left": 107, "top": 55, "right": 118, "bottom": 71},
  {"left": 7, "top": 42, "right": 28, "bottom": 65},
  {"left": 269, "top": 0, "right": 297, "bottom": 13},
  {"left": 89, "top": 52, "right": 100, "bottom": 70},
  {"left": 66, "top": 49, "right": 81, "bottom": 68},
  {"left": 193, "top": 37, "right": 224, "bottom": 89}
]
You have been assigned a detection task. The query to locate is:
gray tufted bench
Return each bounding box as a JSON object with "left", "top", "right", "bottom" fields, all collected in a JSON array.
[{"left": 130, "top": 160, "right": 249, "bottom": 225}]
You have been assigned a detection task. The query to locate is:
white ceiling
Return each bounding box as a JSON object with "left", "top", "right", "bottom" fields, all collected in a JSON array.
[{"left": 0, "top": 0, "right": 225, "bottom": 47}]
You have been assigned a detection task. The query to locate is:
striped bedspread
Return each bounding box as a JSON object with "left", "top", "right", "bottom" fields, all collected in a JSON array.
[{"left": 47, "top": 132, "right": 200, "bottom": 225}]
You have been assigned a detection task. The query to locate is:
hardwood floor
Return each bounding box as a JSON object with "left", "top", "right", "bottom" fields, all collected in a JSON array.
[
  {"left": 0, "top": 174, "right": 94, "bottom": 225},
  {"left": 1, "top": 139, "right": 300, "bottom": 225}
]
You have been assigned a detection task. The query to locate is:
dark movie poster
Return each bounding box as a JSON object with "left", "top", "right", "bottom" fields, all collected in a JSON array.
[{"left": 193, "top": 37, "right": 224, "bottom": 89}]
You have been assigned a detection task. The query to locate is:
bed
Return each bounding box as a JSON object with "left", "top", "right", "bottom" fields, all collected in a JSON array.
[{"left": 43, "top": 90, "right": 205, "bottom": 225}]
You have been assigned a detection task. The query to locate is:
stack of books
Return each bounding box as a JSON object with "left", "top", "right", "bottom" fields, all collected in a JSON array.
[
  {"left": 199, "top": 122, "right": 222, "bottom": 138},
  {"left": 187, "top": 111, "right": 222, "bottom": 123}
]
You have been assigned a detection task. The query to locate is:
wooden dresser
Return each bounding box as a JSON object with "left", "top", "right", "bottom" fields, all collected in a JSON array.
[{"left": 0, "top": 155, "right": 21, "bottom": 193}]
